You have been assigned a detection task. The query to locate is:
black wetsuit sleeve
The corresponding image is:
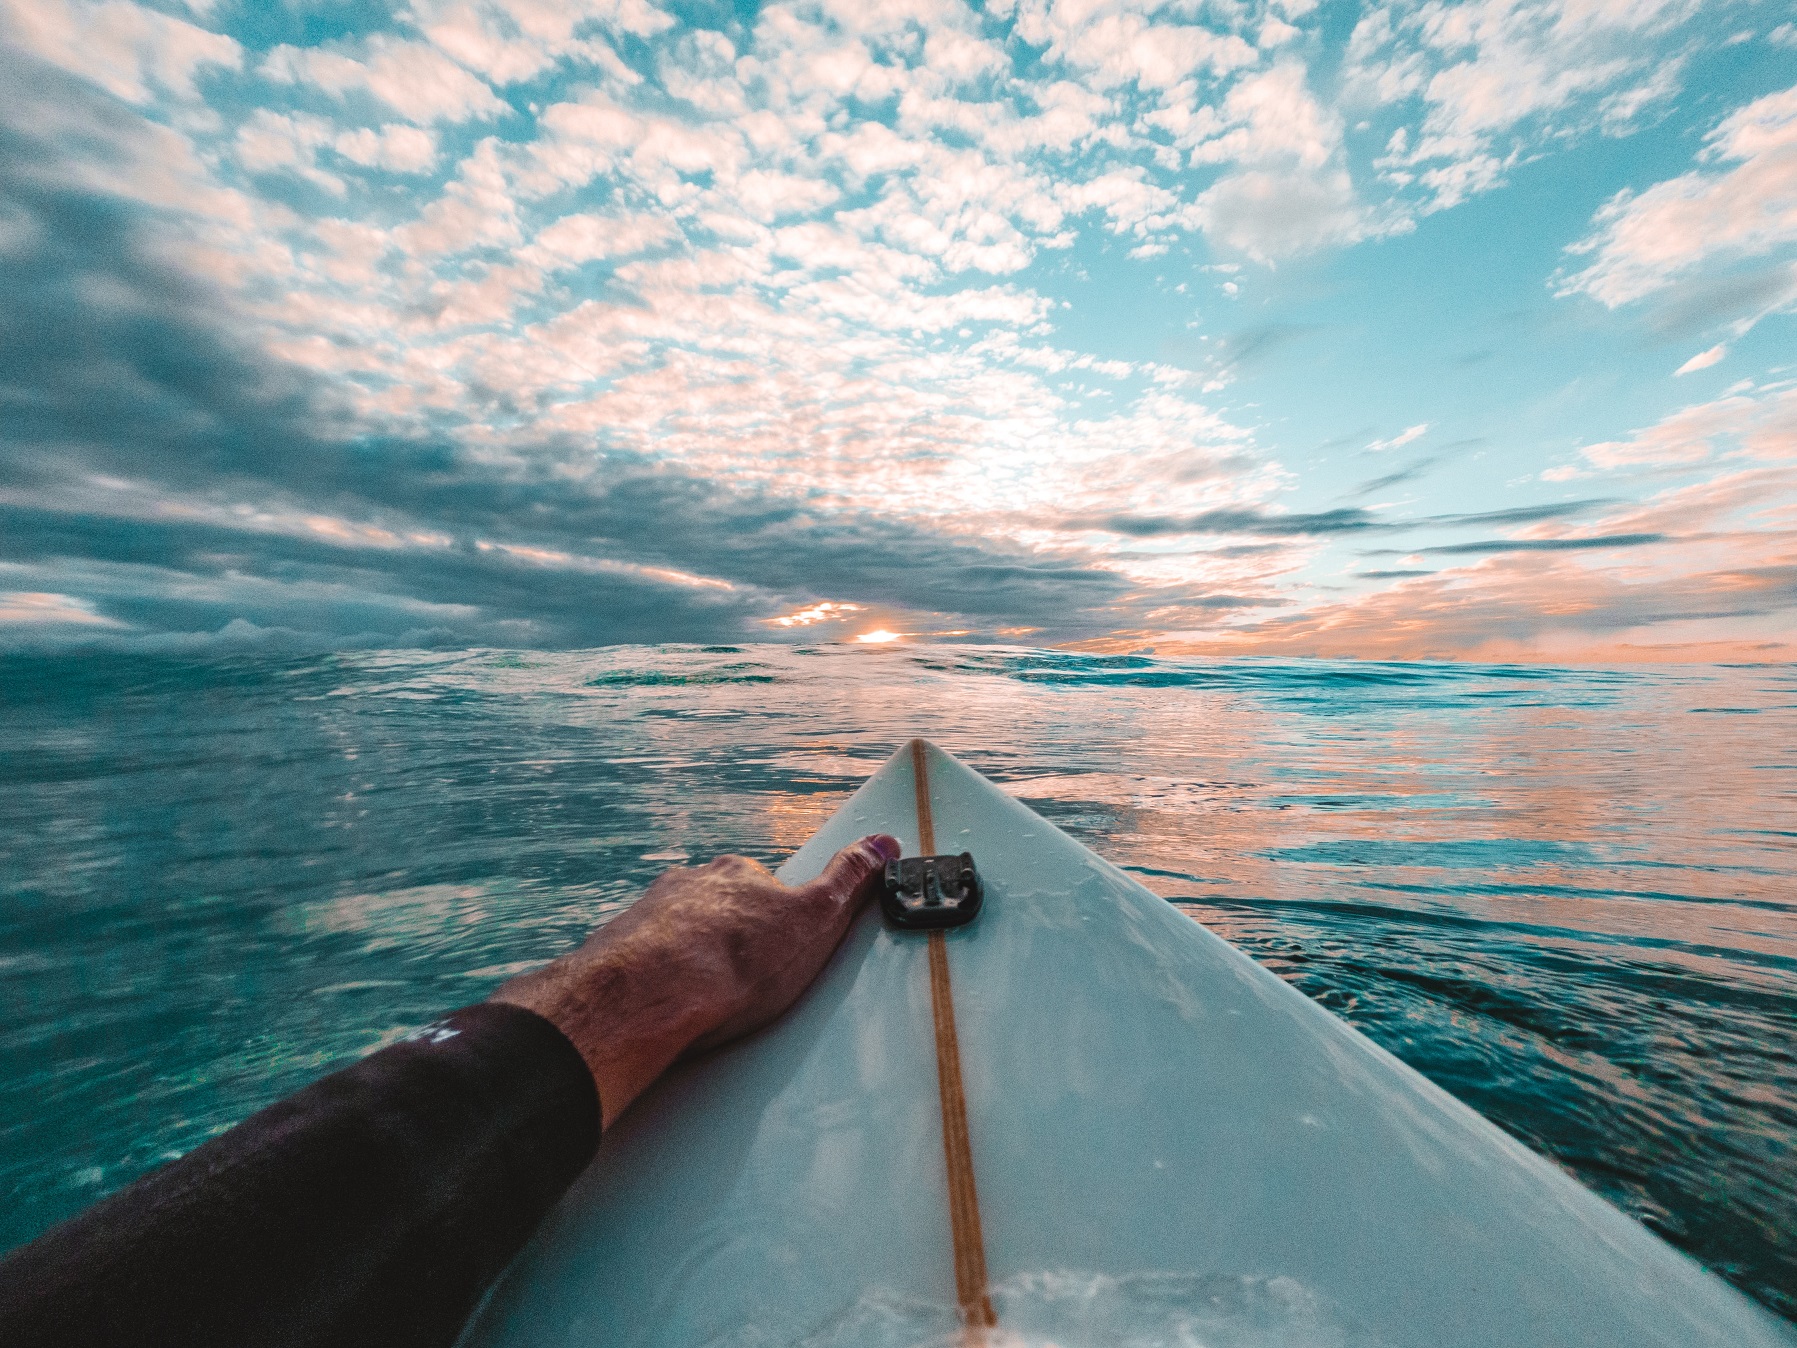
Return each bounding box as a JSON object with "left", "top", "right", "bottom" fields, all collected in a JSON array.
[{"left": 0, "top": 1001, "right": 600, "bottom": 1348}]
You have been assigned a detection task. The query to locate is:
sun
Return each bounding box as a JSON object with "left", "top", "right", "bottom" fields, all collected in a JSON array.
[{"left": 853, "top": 629, "right": 902, "bottom": 644}]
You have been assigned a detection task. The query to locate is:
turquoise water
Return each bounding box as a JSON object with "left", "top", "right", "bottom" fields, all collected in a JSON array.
[{"left": 2, "top": 646, "right": 1793, "bottom": 1321}]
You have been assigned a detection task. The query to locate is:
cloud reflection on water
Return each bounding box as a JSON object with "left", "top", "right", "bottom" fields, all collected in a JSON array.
[{"left": 0, "top": 645, "right": 1792, "bottom": 1319}]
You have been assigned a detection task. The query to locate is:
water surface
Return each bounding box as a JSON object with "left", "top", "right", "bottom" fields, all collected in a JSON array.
[{"left": 2, "top": 646, "right": 1792, "bottom": 1320}]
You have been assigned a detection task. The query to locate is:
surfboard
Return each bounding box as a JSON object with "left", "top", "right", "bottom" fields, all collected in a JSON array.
[{"left": 459, "top": 740, "right": 1796, "bottom": 1348}]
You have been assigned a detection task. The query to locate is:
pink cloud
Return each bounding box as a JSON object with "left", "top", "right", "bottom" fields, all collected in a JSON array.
[
  {"left": 263, "top": 37, "right": 506, "bottom": 125},
  {"left": 1561, "top": 83, "right": 1797, "bottom": 306},
  {"left": 1579, "top": 384, "right": 1797, "bottom": 471},
  {"left": 0, "top": 591, "right": 129, "bottom": 627},
  {"left": 3, "top": 0, "right": 240, "bottom": 105}
]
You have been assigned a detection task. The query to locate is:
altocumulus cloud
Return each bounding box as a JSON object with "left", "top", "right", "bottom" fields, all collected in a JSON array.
[
  {"left": 0, "top": 0, "right": 1794, "bottom": 657},
  {"left": 0, "top": 54, "right": 1158, "bottom": 648},
  {"left": 0, "top": 160, "right": 1147, "bottom": 646}
]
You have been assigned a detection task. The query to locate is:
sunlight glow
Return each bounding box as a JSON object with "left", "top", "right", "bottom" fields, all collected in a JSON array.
[
  {"left": 853, "top": 629, "right": 902, "bottom": 644},
  {"left": 770, "top": 601, "right": 863, "bottom": 628}
]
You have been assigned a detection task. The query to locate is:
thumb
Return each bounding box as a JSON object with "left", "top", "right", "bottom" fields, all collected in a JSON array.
[{"left": 806, "top": 833, "right": 901, "bottom": 903}]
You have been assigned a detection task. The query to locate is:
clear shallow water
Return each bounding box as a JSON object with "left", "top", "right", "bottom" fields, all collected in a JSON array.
[{"left": 1, "top": 645, "right": 1794, "bottom": 1322}]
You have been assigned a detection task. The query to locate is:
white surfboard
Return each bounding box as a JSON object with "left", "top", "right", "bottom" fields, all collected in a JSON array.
[{"left": 460, "top": 741, "right": 1796, "bottom": 1348}]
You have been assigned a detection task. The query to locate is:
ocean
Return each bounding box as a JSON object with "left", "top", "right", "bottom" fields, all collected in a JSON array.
[{"left": 2, "top": 644, "right": 1793, "bottom": 1322}]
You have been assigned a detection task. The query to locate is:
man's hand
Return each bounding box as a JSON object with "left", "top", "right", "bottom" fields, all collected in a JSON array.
[{"left": 491, "top": 835, "right": 901, "bottom": 1129}]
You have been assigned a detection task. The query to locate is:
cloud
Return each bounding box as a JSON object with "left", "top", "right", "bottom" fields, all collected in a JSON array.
[
  {"left": 334, "top": 124, "right": 439, "bottom": 174},
  {"left": 262, "top": 37, "right": 508, "bottom": 125},
  {"left": 524, "top": 211, "right": 679, "bottom": 267},
  {"left": 1366, "top": 532, "right": 1668, "bottom": 555},
  {"left": 1559, "top": 83, "right": 1797, "bottom": 308},
  {"left": 1193, "top": 167, "right": 1372, "bottom": 261},
  {"left": 1352, "top": 455, "right": 1440, "bottom": 495},
  {"left": 1015, "top": 2, "right": 1259, "bottom": 91},
  {"left": 394, "top": 137, "right": 520, "bottom": 257},
  {"left": 1074, "top": 498, "right": 1609, "bottom": 538},
  {"left": 0, "top": 104, "right": 1158, "bottom": 649},
  {"left": 1115, "top": 472, "right": 1797, "bottom": 660},
  {"left": 5, "top": 0, "right": 1793, "bottom": 664},
  {"left": 0, "top": 591, "right": 128, "bottom": 627},
  {"left": 1366, "top": 422, "right": 1428, "bottom": 451},
  {"left": 1160, "top": 56, "right": 1398, "bottom": 261},
  {"left": 1575, "top": 384, "right": 1797, "bottom": 471},
  {"left": 1081, "top": 506, "right": 1388, "bottom": 538},
  {"left": 0, "top": 0, "right": 1396, "bottom": 541},
  {"left": 1674, "top": 344, "right": 1726, "bottom": 376},
  {"left": 406, "top": 0, "right": 673, "bottom": 87},
  {"left": 234, "top": 110, "right": 346, "bottom": 194},
  {"left": 1170, "top": 61, "right": 1342, "bottom": 170},
  {"left": 1139, "top": 554, "right": 1797, "bottom": 661},
  {"left": 1641, "top": 262, "right": 1797, "bottom": 340},
  {"left": 1433, "top": 502, "right": 1618, "bottom": 526},
  {"left": 1, "top": 0, "right": 240, "bottom": 105},
  {"left": 1205, "top": 322, "right": 1326, "bottom": 375},
  {"left": 1351, "top": 0, "right": 1705, "bottom": 212}
]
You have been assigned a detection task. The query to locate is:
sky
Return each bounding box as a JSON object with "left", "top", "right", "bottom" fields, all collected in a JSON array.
[{"left": 0, "top": 0, "right": 1793, "bottom": 660}]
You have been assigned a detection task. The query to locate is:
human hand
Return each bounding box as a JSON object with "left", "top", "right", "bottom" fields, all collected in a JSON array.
[{"left": 491, "top": 834, "right": 901, "bottom": 1129}]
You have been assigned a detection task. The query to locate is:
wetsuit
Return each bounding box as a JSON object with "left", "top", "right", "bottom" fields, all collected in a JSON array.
[{"left": 0, "top": 1002, "right": 598, "bottom": 1348}]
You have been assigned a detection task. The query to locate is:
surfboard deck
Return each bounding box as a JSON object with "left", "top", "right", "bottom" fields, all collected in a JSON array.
[{"left": 459, "top": 740, "right": 1796, "bottom": 1348}]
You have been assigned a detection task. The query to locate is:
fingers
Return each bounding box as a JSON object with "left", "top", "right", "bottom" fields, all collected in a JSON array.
[{"left": 805, "top": 833, "right": 901, "bottom": 904}]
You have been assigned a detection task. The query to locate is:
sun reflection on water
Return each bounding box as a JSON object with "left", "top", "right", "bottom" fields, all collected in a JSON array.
[{"left": 0, "top": 645, "right": 1792, "bottom": 1321}]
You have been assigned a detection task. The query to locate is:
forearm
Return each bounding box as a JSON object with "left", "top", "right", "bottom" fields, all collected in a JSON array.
[
  {"left": 0, "top": 835, "right": 891, "bottom": 1346},
  {"left": 492, "top": 840, "right": 895, "bottom": 1130},
  {"left": 0, "top": 1002, "right": 598, "bottom": 1348}
]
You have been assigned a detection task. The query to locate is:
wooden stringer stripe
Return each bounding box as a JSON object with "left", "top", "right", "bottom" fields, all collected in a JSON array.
[
  {"left": 909, "top": 739, "right": 998, "bottom": 1331},
  {"left": 911, "top": 738, "right": 937, "bottom": 854},
  {"left": 928, "top": 931, "right": 996, "bottom": 1329}
]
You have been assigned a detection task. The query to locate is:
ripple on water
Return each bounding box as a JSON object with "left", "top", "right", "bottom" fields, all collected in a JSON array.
[{"left": 0, "top": 644, "right": 1792, "bottom": 1323}]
